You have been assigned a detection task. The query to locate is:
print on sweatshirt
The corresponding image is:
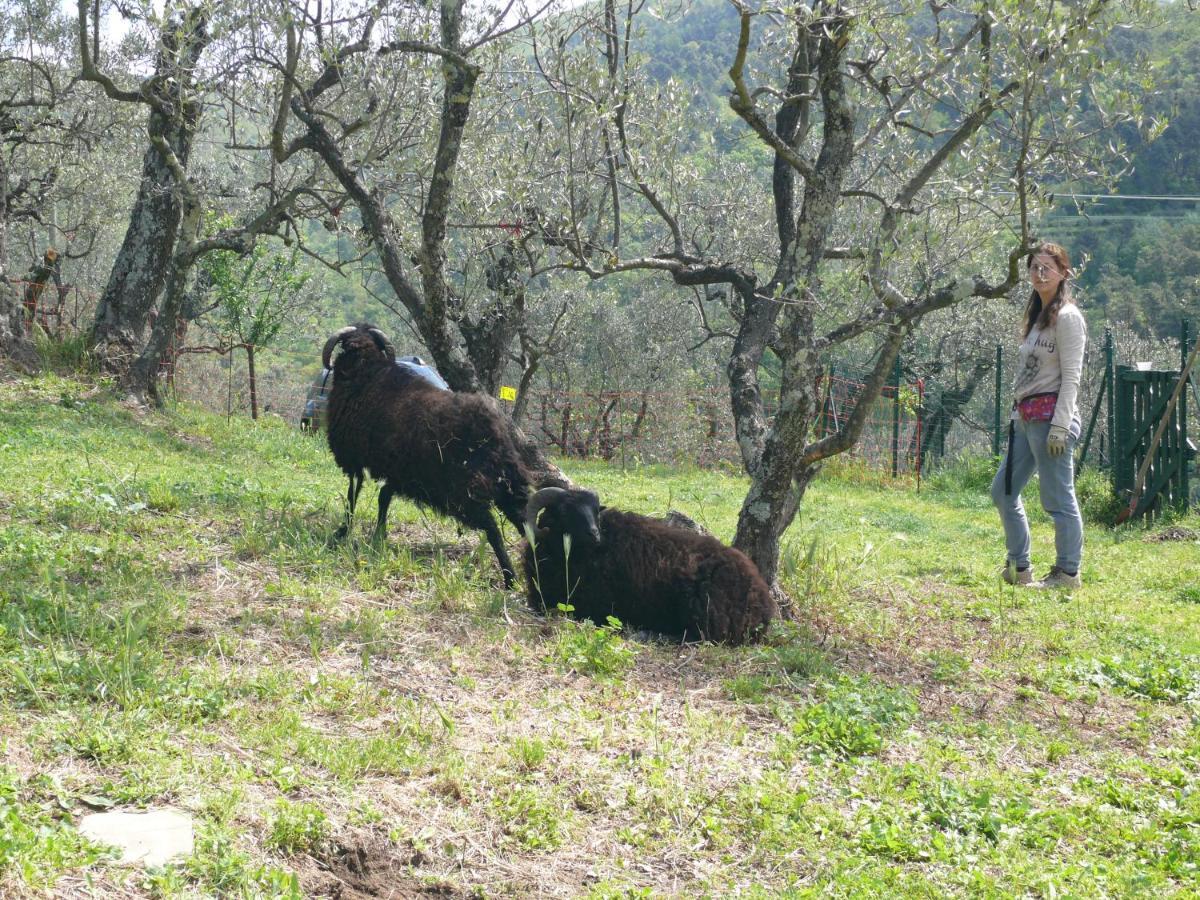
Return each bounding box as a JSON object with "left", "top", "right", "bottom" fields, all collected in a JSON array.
[
  {"left": 1013, "top": 331, "right": 1057, "bottom": 396},
  {"left": 1009, "top": 305, "right": 1087, "bottom": 431}
]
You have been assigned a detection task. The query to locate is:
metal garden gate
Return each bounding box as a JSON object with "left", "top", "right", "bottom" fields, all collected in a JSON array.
[{"left": 1113, "top": 364, "right": 1196, "bottom": 519}]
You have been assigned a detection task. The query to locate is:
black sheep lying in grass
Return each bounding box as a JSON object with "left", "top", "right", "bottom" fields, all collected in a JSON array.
[
  {"left": 322, "top": 323, "right": 532, "bottom": 586},
  {"left": 522, "top": 487, "right": 778, "bottom": 644}
]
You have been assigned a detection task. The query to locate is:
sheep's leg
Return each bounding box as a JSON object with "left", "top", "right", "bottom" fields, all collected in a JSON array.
[
  {"left": 335, "top": 471, "right": 364, "bottom": 539},
  {"left": 481, "top": 513, "right": 516, "bottom": 589},
  {"left": 373, "top": 483, "right": 394, "bottom": 545}
]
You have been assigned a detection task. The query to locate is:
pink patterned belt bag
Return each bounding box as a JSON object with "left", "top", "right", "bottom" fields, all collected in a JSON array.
[{"left": 1015, "top": 391, "right": 1058, "bottom": 423}]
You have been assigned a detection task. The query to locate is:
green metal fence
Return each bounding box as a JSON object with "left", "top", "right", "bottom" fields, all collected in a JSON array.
[{"left": 1112, "top": 363, "right": 1194, "bottom": 518}]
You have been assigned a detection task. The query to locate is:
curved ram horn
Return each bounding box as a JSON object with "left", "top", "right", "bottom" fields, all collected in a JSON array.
[
  {"left": 524, "top": 486, "right": 568, "bottom": 535},
  {"left": 321, "top": 326, "right": 358, "bottom": 370},
  {"left": 366, "top": 327, "right": 396, "bottom": 361}
]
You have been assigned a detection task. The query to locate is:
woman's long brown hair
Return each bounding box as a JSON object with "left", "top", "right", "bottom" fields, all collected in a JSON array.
[{"left": 1022, "top": 242, "right": 1073, "bottom": 338}]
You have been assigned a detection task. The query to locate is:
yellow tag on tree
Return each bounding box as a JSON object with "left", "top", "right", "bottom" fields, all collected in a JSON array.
[{"left": 499, "top": 386, "right": 517, "bottom": 402}]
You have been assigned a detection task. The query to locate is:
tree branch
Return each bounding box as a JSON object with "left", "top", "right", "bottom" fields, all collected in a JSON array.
[
  {"left": 270, "top": 21, "right": 299, "bottom": 163},
  {"left": 817, "top": 241, "right": 1030, "bottom": 350},
  {"left": 866, "top": 80, "right": 1019, "bottom": 308},
  {"left": 377, "top": 39, "right": 473, "bottom": 69},
  {"left": 853, "top": 17, "right": 984, "bottom": 155},
  {"left": 728, "top": 7, "right": 815, "bottom": 180},
  {"left": 76, "top": 0, "right": 144, "bottom": 105}
]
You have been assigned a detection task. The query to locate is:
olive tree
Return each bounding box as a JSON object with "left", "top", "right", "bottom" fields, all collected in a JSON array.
[
  {"left": 529, "top": 0, "right": 1155, "bottom": 590},
  {"left": 261, "top": 0, "right": 573, "bottom": 485},
  {"left": 76, "top": 1, "right": 319, "bottom": 389},
  {"left": 200, "top": 239, "right": 313, "bottom": 419}
]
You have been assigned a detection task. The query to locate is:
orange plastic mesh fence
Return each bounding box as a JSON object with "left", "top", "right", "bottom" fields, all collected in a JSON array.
[
  {"left": 9, "top": 279, "right": 98, "bottom": 337},
  {"left": 170, "top": 354, "right": 924, "bottom": 474}
]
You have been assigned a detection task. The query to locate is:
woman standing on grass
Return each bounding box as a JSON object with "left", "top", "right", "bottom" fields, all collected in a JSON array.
[{"left": 991, "top": 242, "right": 1086, "bottom": 589}]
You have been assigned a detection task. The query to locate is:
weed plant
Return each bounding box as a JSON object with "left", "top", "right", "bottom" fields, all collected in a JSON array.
[
  {"left": 31, "top": 328, "right": 95, "bottom": 374},
  {"left": 268, "top": 800, "right": 331, "bottom": 854},
  {"left": 924, "top": 451, "right": 1001, "bottom": 495}
]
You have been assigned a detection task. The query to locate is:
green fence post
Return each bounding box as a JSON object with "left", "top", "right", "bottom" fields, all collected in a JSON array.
[
  {"left": 1115, "top": 363, "right": 1133, "bottom": 501},
  {"left": 1105, "top": 328, "right": 1115, "bottom": 472},
  {"left": 1078, "top": 372, "right": 1106, "bottom": 475},
  {"left": 1182, "top": 318, "right": 1191, "bottom": 508},
  {"left": 891, "top": 353, "right": 902, "bottom": 478},
  {"left": 938, "top": 389, "right": 947, "bottom": 460},
  {"left": 993, "top": 344, "right": 1002, "bottom": 457}
]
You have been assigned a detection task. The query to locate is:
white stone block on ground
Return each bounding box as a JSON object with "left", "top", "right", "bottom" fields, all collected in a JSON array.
[{"left": 78, "top": 808, "right": 194, "bottom": 867}]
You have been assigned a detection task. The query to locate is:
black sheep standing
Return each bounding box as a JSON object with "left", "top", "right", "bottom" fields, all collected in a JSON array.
[
  {"left": 322, "top": 324, "right": 532, "bottom": 587},
  {"left": 522, "top": 488, "right": 778, "bottom": 644}
]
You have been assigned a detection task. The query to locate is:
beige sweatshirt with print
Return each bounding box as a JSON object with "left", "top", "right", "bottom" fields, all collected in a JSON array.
[{"left": 1011, "top": 303, "right": 1087, "bottom": 431}]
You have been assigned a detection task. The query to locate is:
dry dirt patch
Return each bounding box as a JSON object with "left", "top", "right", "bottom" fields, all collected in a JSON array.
[
  {"left": 1146, "top": 525, "right": 1199, "bottom": 543},
  {"left": 299, "top": 832, "right": 459, "bottom": 899}
]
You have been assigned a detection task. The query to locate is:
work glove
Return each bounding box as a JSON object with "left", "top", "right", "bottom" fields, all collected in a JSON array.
[{"left": 1047, "top": 425, "right": 1070, "bottom": 457}]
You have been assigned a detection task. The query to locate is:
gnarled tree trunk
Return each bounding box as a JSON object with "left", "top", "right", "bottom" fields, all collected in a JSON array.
[
  {"left": 90, "top": 109, "right": 200, "bottom": 374},
  {"left": 126, "top": 233, "right": 195, "bottom": 405},
  {"left": 84, "top": 6, "right": 211, "bottom": 377}
]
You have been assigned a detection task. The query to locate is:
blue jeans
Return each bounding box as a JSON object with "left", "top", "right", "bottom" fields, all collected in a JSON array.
[{"left": 990, "top": 417, "right": 1083, "bottom": 573}]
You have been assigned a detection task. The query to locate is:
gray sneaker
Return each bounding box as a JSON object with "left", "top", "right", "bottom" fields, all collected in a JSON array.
[
  {"left": 1033, "top": 566, "right": 1082, "bottom": 590},
  {"left": 1000, "top": 563, "right": 1033, "bottom": 586}
]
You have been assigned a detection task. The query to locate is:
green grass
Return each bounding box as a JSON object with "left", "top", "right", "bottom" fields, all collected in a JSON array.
[
  {"left": 1, "top": 372, "right": 1199, "bottom": 896},
  {"left": 267, "top": 800, "right": 331, "bottom": 855}
]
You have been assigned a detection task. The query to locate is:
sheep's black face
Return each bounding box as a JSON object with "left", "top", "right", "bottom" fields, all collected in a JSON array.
[
  {"left": 549, "top": 490, "right": 602, "bottom": 549},
  {"left": 334, "top": 329, "right": 392, "bottom": 377}
]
